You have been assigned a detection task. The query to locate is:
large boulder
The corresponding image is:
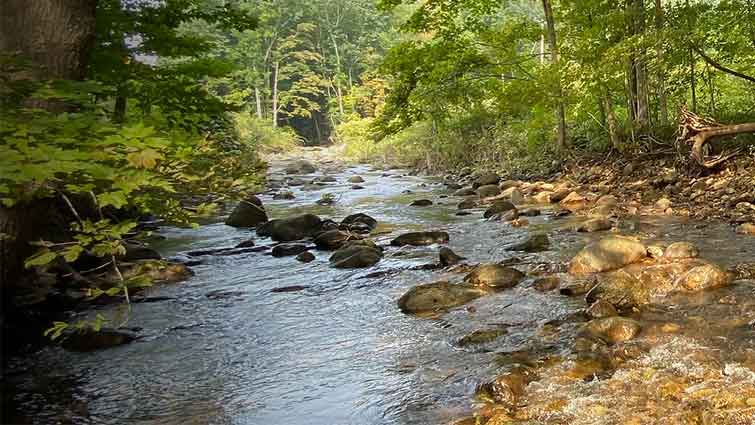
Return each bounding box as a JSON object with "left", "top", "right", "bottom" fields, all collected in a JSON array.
[
  {"left": 397, "top": 281, "right": 486, "bottom": 313},
  {"left": 259, "top": 214, "right": 323, "bottom": 242},
  {"left": 476, "top": 184, "right": 501, "bottom": 199},
  {"left": 464, "top": 264, "right": 524, "bottom": 289},
  {"left": 226, "top": 195, "right": 268, "bottom": 228},
  {"left": 569, "top": 236, "right": 647, "bottom": 275},
  {"left": 341, "top": 213, "right": 378, "bottom": 232},
  {"left": 391, "top": 231, "right": 449, "bottom": 247},
  {"left": 329, "top": 242, "right": 383, "bottom": 268},
  {"left": 439, "top": 247, "right": 464, "bottom": 267},
  {"left": 483, "top": 200, "right": 516, "bottom": 219},
  {"left": 588, "top": 259, "right": 731, "bottom": 307},
  {"left": 472, "top": 172, "right": 500, "bottom": 189},
  {"left": 314, "top": 229, "right": 353, "bottom": 250}
]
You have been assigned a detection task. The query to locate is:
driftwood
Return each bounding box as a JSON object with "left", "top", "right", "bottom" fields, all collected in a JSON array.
[{"left": 677, "top": 107, "right": 755, "bottom": 168}]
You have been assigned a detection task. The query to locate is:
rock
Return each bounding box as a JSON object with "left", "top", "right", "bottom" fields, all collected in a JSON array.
[
  {"left": 286, "top": 178, "right": 306, "bottom": 187},
  {"left": 647, "top": 245, "right": 664, "bottom": 259},
  {"left": 314, "top": 229, "right": 353, "bottom": 250},
  {"left": 493, "top": 208, "right": 519, "bottom": 222},
  {"left": 511, "top": 218, "right": 528, "bottom": 227},
  {"left": 262, "top": 214, "right": 323, "bottom": 242},
  {"left": 550, "top": 188, "right": 572, "bottom": 203},
  {"left": 476, "top": 184, "right": 501, "bottom": 199},
  {"left": 271, "top": 285, "right": 309, "bottom": 293},
  {"left": 120, "top": 260, "right": 193, "bottom": 283},
  {"left": 532, "top": 191, "right": 553, "bottom": 203},
  {"left": 295, "top": 251, "right": 315, "bottom": 263},
  {"left": 272, "top": 243, "right": 309, "bottom": 257},
  {"left": 520, "top": 208, "right": 541, "bottom": 217},
  {"left": 391, "top": 231, "right": 450, "bottom": 246},
  {"left": 457, "top": 328, "right": 508, "bottom": 346},
  {"left": 589, "top": 259, "right": 731, "bottom": 307},
  {"left": 457, "top": 199, "right": 477, "bottom": 210},
  {"left": 314, "top": 175, "right": 337, "bottom": 183},
  {"left": 595, "top": 195, "right": 619, "bottom": 208},
  {"left": 409, "top": 199, "right": 433, "bottom": 207},
  {"left": 506, "top": 233, "right": 549, "bottom": 253},
  {"left": 663, "top": 242, "right": 699, "bottom": 260},
  {"left": 499, "top": 180, "right": 519, "bottom": 191},
  {"left": 273, "top": 191, "right": 295, "bottom": 200},
  {"left": 503, "top": 187, "right": 524, "bottom": 205},
  {"left": 454, "top": 187, "right": 477, "bottom": 196},
  {"left": 737, "top": 223, "right": 755, "bottom": 235},
  {"left": 569, "top": 236, "right": 647, "bottom": 275},
  {"left": 235, "top": 239, "right": 255, "bottom": 248},
  {"left": 341, "top": 213, "right": 378, "bottom": 231},
  {"left": 284, "top": 160, "right": 316, "bottom": 174},
  {"left": 329, "top": 243, "right": 382, "bottom": 269},
  {"left": 348, "top": 175, "right": 365, "bottom": 183},
  {"left": 62, "top": 329, "right": 137, "bottom": 352},
  {"left": 575, "top": 217, "right": 612, "bottom": 232},
  {"left": 655, "top": 197, "right": 672, "bottom": 210},
  {"left": 226, "top": 195, "right": 268, "bottom": 228},
  {"left": 583, "top": 317, "right": 641, "bottom": 344},
  {"left": 439, "top": 247, "right": 464, "bottom": 267},
  {"left": 472, "top": 172, "right": 500, "bottom": 188},
  {"left": 479, "top": 368, "right": 535, "bottom": 406},
  {"left": 483, "top": 200, "right": 516, "bottom": 219},
  {"left": 560, "top": 191, "right": 589, "bottom": 212},
  {"left": 122, "top": 243, "right": 161, "bottom": 261},
  {"left": 532, "top": 276, "right": 560, "bottom": 292},
  {"left": 559, "top": 279, "right": 597, "bottom": 296},
  {"left": 585, "top": 300, "right": 618, "bottom": 318},
  {"left": 351, "top": 185, "right": 365, "bottom": 190},
  {"left": 445, "top": 182, "right": 463, "bottom": 190},
  {"left": 397, "top": 281, "right": 485, "bottom": 313},
  {"left": 464, "top": 264, "right": 524, "bottom": 289}
]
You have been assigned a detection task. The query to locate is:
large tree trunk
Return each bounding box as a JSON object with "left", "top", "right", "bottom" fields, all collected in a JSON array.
[
  {"left": 542, "top": 0, "right": 567, "bottom": 150},
  {"left": 0, "top": 0, "right": 98, "bottom": 291},
  {"left": 254, "top": 86, "right": 263, "bottom": 119},
  {"left": 0, "top": 0, "right": 98, "bottom": 80},
  {"left": 627, "top": 0, "right": 649, "bottom": 131}
]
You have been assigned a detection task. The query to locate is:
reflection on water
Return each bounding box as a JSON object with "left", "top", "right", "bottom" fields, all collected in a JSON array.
[{"left": 4, "top": 155, "right": 755, "bottom": 424}]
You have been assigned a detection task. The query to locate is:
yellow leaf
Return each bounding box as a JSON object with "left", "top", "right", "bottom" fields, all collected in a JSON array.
[{"left": 126, "top": 149, "right": 163, "bottom": 169}]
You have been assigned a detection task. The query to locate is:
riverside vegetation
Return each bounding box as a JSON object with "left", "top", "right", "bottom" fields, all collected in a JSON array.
[{"left": 1, "top": 0, "right": 754, "bottom": 424}]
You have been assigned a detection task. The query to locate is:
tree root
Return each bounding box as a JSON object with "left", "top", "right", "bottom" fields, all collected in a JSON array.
[{"left": 676, "top": 107, "right": 755, "bottom": 168}]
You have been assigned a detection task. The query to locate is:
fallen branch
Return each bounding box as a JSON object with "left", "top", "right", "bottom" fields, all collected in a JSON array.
[{"left": 676, "top": 107, "right": 755, "bottom": 168}]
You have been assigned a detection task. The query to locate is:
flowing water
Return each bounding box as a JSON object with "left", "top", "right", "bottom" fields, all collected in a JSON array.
[{"left": 4, "top": 148, "right": 755, "bottom": 424}]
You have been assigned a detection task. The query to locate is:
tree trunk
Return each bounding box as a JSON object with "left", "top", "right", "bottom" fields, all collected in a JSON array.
[
  {"left": 329, "top": 31, "right": 345, "bottom": 116},
  {"left": 113, "top": 85, "right": 127, "bottom": 123},
  {"left": 628, "top": 0, "right": 649, "bottom": 131},
  {"left": 542, "top": 0, "right": 567, "bottom": 150},
  {"left": 654, "top": 0, "right": 668, "bottom": 125},
  {"left": 272, "top": 61, "right": 279, "bottom": 128},
  {"left": 690, "top": 48, "right": 697, "bottom": 113},
  {"left": 603, "top": 90, "right": 621, "bottom": 150},
  {"left": 254, "top": 86, "right": 262, "bottom": 119},
  {"left": 0, "top": 0, "right": 98, "bottom": 289}
]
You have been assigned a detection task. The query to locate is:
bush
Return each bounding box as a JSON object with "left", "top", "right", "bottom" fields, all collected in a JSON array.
[{"left": 233, "top": 113, "right": 302, "bottom": 154}]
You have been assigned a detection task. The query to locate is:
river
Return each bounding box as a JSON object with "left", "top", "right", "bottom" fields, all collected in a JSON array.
[{"left": 4, "top": 147, "right": 755, "bottom": 424}]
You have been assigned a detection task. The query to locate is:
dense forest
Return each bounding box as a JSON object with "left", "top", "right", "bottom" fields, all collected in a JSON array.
[{"left": 1, "top": 0, "right": 755, "bottom": 423}]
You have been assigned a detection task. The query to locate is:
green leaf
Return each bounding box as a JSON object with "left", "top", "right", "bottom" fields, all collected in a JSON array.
[
  {"left": 126, "top": 149, "right": 163, "bottom": 169},
  {"left": 97, "top": 191, "right": 128, "bottom": 209},
  {"left": 24, "top": 249, "right": 57, "bottom": 268}
]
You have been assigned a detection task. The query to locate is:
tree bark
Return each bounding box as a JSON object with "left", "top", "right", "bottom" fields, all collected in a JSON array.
[
  {"left": 628, "top": 0, "right": 649, "bottom": 130},
  {"left": 272, "top": 61, "right": 279, "bottom": 128},
  {"left": 254, "top": 86, "right": 262, "bottom": 119},
  {"left": 542, "top": 0, "right": 567, "bottom": 150},
  {"left": 603, "top": 90, "right": 621, "bottom": 150},
  {"left": 0, "top": 0, "right": 98, "bottom": 80},
  {"left": 654, "top": 0, "right": 668, "bottom": 125},
  {"left": 691, "top": 123, "right": 755, "bottom": 167}
]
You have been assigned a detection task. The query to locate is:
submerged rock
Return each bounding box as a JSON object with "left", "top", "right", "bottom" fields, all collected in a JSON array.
[
  {"left": 397, "top": 281, "right": 485, "bottom": 313},
  {"left": 532, "top": 276, "right": 560, "bottom": 292},
  {"left": 575, "top": 217, "right": 612, "bottom": 232},
  {"left": 507, "top": 233, "right": 550, "bottom": 253},
  {"left": 226, "top": 195, "right": 268, "bottom": 228},
  {"left": 271, "top": 243, "right": 309, "bottom": 257},
  {"left": 464, "top": 264, "right": 524, "bottom": 289},
  {"left": 457, "top": 328, "right": 508, "bottom": 347},
  {"left": 296, "top": 251, "right": 315, "bottom": 263},
  {"left": 662, "top": 241, "right": 699, "bottom": 260},
  {"left": 273, "top": 191, "right": 296, "bottom": 200},
  {"left": 569, "top": 236, "right": 647, "bottom": 275},
  {"left": 588, "top": 259, "right": 731, "bottom": 307},
  {"left": 585, "top": 299, "right": 618, "bottom": 319},
  {"left": 314, "top": 229, "right": 353, "bottom": 250},
  {"left": 391, "top": 231, "right": 450, "bottom": 247},
  {"left": 62, "top": 329, "right": 137, "bottom": 352},
  {"left": 478, "top": 367, "right": 536, "bottom": 406},
  {"left": 409, "top": 199, "right": 433, "bottom": 207},
  {"left": 457, "top": 199, "right": 477, "bottom": 210},
  {"left": 583, "top": 316, "right": 641, "bottom": 344},
  {"left": 439, "top": 247, "right": 464, "bottom": 267}
]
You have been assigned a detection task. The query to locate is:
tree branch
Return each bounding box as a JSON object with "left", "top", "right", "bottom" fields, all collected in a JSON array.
[{"left": 690, "top": 44, "right": 755, "bottom": 83}]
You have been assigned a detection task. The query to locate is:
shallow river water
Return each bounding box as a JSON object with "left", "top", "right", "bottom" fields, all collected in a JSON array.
[{"left": 5, "top": 149, "right": 755, "bottom": 424}]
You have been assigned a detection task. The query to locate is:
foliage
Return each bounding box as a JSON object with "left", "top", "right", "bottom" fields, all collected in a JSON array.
[{"left": 233, "top": 113, "right": 302, "bottom": 154}]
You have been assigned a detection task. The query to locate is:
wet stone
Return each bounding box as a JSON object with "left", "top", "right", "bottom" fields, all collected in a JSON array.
[
  {"left": 439, "top": 247, "right": 464, "bottom": 267},
  {"left": 464, "top": 264, "right": 524, "bottom": 289},
  {"left": 391, "top": 231, "right": 450, "bottom": 247},
  {"left": 532, "top": 276, "right": 560, "bottom": 292},
  {"left": 271, "top": 244, "right": 309, "bottom": 257},
  {"left": 409, "top": 199, "right": 433, "bottom": 207},
  {"left": 457, "top": 328, "right": 508, "bottom": 347}
]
